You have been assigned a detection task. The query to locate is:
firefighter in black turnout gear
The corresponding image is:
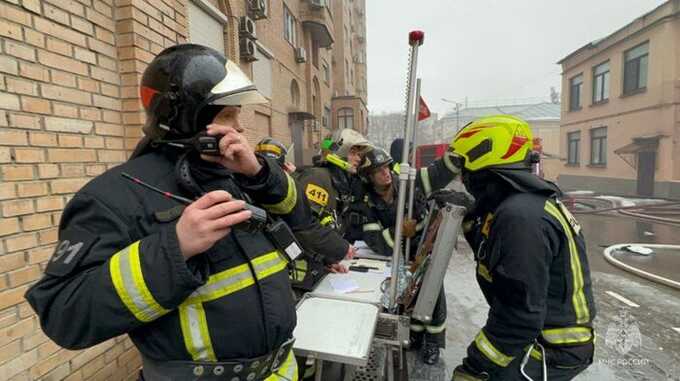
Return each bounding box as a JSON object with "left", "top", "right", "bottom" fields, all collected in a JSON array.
[
  {"left": 255, "top": 137, "right": 354, "bottom": 288},
  {"left": 450, "top": 115, "right": 596, "bottom": 381},
  {"left": 352, "top": 147, "right": 461, "bottom": 365},
  {"left": 294, "top": 128, "right": 372, "bottom": 237},
  {"left": 25, "top": 44, "right": 303, "bottom": 381}
]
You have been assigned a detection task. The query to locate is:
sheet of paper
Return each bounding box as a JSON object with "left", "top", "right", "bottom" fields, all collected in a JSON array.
[{"left": 329, "top": 277, "right": 359, "bottom": 294}]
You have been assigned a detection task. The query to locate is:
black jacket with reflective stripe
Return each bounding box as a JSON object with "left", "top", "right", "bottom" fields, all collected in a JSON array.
[
  {"left": 463, "top": 191, "right": 596, "bottom": 373},
  {"left": 25, "top": 149, "right": 304, "bottom": 361}
]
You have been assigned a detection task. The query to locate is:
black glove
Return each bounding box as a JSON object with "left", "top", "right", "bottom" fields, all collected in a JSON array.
[
  {"left": 429, "top": 189, "right": 475, "bottom": 211},
  {"left": 452, "top": 364, "right": 489, "bottom": 381}
]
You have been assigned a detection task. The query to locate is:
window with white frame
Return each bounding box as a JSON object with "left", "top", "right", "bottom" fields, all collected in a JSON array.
[
  {"left": 567, "top": 131, "right": 580, "bottom": 165},
  {"left": 590, "top": 127, "right": 607, "bottom": 166},
  {"left": 592, "top": 61, "right": 610, "bottom": 104},
  {"left": 284, "top": 5, "right": 297, "bottom": 46},
  {"left": 623, "top": 42, "right": 649, "bottom": 94},
  {"left": 338, "top": 107, "right": 354, "bottom": 130}
]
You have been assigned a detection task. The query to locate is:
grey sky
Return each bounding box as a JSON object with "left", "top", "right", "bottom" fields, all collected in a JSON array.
[{"left": 366, "top": 0, "right": 667, "bottom": 116}]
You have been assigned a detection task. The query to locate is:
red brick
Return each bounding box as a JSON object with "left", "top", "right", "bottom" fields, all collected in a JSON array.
[
  {"left": 0, "top": 129, "right": 28, "bottom": 145},
  {"left": 98, "top": 150, "right": 125, "bottom": 162},
  {"left": 90, "top": 66, "right": 119, "bottom": 85},
  {"left": 21, "top": 213, "right": 51, "bottom": 231},
  {"left": 93, "top": 0, "right": 112, "bottom": 17},
  {"left": 5, "top": 233, "right": 37, "bottom": 252},
  {"left": 37, "top": 164, "right": 59, "bottom": 178},
  {"left": 13, "top": 148, "right": 45, "bottom": 163},
  {"left": 45, "top": 38, "right": 72, "bottom": 56},
  {"left": 85, "top": 164, "right": 106, "bottom": 176},
  {"left": 1, "top": 165, "right": 34, "bottom": 181},
  {"left": 16, "top": 182, "right": 48, "bottom": 197},
  {"left": 9, "top": 114, "right": 40, "bottom": 129},
  {"left": 38, "top": 51, "right": 88, "bottom": 76},
  {"left": 85, "top": 8, "right": 114, "bottom": 32},
  {"left": 0, "top": 252, "right": 25, "bottom": 272},
  {"left": 6, "top": 77, "right": 37, "bottom": 96},
  {"left": 77, "top": 77, "right": 98, "bottom": 93},
  {"left": 87, "top": 37, "right": 117, "bottom": 58},
  {"left": 1, "top": 198, "right": 34, "bottom": 216},
  {"left": 101, "top": 110, "right": 121, "bottom": 124},
  {"left": 83, "top": 136, "right": 104, "bottom": 148},
  {"left": 104, "top": 137, "right": 123, "bottom": 149},
  {"left": 19, "top": 62, "right": 49, "bottom": 82},
  {"left": 97, "top": 55, "right": 116, "bottom": 71},
  {"left": 21, "top": 0, "right": 41, "bottom": 14},
  {"left": 5, "top": 41, "right": 36, "bottom": 62},
  {"left": 51, "top": 70, "right": 77, "bottom": 88},
  {"left": 94, "top": 123, "right": 123, "bottom": 136},
  {"left": 100, "top": 83, "right": 119, "bottom": 97},
  {"left": 7, "top": 265, "right": 41, "bottom": 287},
  {"left": 20, "top": 96, "right": 50, "bottom": 114},
  {"left": 29, "top": 133, "right": 57, "bottom": 147},
  {"left": 94, "top": 26, "right": 114, "bottom": 45},
  {"left": 93, "top": 94, "right": 121, "bottom": 110},
  {"left": 35, "top": 196, "right": 63, "bottom": 212},
  {"left": 34, "top": 17, "right": 86, "bottom": 47},
  {"left": 0, "top": 3, "right": 32, "bottom": 26},
  {"left": 80, "top": 107, "right": 101, "bottom": 121},
  {"left": 0, "top": 217, "right": 20, "bottom": 236}
]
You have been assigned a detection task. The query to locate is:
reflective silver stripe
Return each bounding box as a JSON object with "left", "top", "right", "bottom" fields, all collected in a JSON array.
[
  {"left": 443, "top": 152, "right": 460, "bottom": 174},
  {"left": 273, "top": 351, "right": 298, "bottom": 381},
  {"left": 541, "top": 327, "right": 593, "bottom": 345},
  {"left": 425, "top": 322, "right": 446, "bottom": 334},
  {"left": 109, "top": 242, "right": 169, "bottom": 322},
  {"left": 420, "top": 167, "right": 432, "bottom": 196},
  {"left": 262, "top": 174, "right": 298, "bottom": 215},
  {"left": 363, "top": 223, "right": 382, "bottom": 232},
  {"left": 382, "top": 228, "right": 394, "bottom": 248},
  {"left": 179, "top": 303, "right": 216, "bottom": 361}
]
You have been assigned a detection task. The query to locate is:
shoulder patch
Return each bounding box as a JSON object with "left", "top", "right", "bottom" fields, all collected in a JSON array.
[
  {"left": 305, "top": 183, "right": 329, "bottom": 207},
  {"left": 45, "top": 229, "right": 98, "bottom": 277}
]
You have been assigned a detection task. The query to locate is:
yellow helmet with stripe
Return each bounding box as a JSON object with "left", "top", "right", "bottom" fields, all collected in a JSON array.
[{"left": 450, "top": 115, "right": 534, "bottom": 172}]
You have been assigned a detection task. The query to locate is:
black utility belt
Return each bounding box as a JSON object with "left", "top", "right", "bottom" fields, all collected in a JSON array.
[{"left": 141, "top": 338, "right": 295, "bottom": 381}]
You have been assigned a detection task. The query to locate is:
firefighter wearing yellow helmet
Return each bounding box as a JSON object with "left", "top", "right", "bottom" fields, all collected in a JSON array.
[{"left": 451, "top": 115, "right": 596, "bottom": 381}]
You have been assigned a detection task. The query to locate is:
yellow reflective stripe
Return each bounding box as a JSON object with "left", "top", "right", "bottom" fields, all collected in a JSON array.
[
  {"left": 425, "top": 322, "right": 446, "bottom": 334},
  {"left": 291, "top": 259, "right": 308, "bottom": 281},
  {"left": 320, "top": 215, "right": 334, "bottom": 226},
  {"left": 109, "top": 241, "right": 169, "bottom": 322},
  {"left": 382, "top": 228, "right": 394, "bottom": 248},
  {"left": 453, "top": 369, "right": 484, "bottom": 381},
  {"left": 530, "top": 346, "right": 543, "bottom": 361},
  {"left": 443, "top": 152, "right": 460, "bottom": 174},
  {"left": 544, "top": 201, "right": 590, "bottom": 324},
  {"left": 256, "top": 143, "right": 283, "bottom": 156},
  {"left": 185, "top": 252, "right": 286, "bottom": 304},
  {"left": 393, "top": 162, "right": 401, "bottom": 175},
  {"left": 262, "top": 174, "right": 298, "bottom": 214},
  {"left": 474, "top": 330, "right": 514, "bottom": 367},
  {"left": 179, "top": 303, "right": 216, "bottom": 361},
  {"left": 363, "top": 223, "right": 382, "bottom": 232},
  {"left": 267, "top": 351, "right": 298, "bottom": 381},
  {"left": 541, "top": 326, "right": 593, "bottom": 345},
  {"left": 420, "top": 167, "right": 432, "bottom": 196},
  {"left": 477, "top": 263, "right": 493, "bottom": 283}
]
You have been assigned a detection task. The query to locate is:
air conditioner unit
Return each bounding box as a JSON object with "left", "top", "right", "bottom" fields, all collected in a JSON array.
[
  {"left": 309, "top": 0, "right": 326, "bottom": 9},
  {"left": 239, "top": 16, "right": 257, "bottom": 39},
  {"left": 239, "top": 38, "right": 257, "bottom": 62},
  {"left": 295, "top": 47, "right": 307, "bottom": 63},
  {"left": 248, "top": 0, "right": 267, "bottom": 20}
]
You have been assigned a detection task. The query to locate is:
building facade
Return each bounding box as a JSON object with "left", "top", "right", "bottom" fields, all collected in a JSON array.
[
  {"left": 0, "top": 0, "right": 366, "bottom": 379},
  {"left": 558, "top": 0, "right": 680, "bottom": 197}
]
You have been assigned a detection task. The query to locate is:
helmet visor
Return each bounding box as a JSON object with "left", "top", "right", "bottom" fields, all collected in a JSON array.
[{"left": 209, "top": 60, "right": 268, "bottom": 106}]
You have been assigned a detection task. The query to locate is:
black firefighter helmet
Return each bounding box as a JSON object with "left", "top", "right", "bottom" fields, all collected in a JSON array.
[
  {"left": 255, "top": 137, "right": 288, "bottom": 166},
  {"left": 139, "top": 43, "right": 267, "bottom": 141},
  {"left": 359, "top": 148, "right": 393, "bottom": 181}
]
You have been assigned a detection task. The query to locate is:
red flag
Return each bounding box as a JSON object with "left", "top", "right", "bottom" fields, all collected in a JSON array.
[{"left": 418, "top": 96, "right": 431, "bottom": 121}]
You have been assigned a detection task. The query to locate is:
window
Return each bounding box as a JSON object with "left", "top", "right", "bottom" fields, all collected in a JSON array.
[
  {"left": 312, "top": 39, "right": 319, "bottom": 68},
  {"left": 338, "top": 107, "right": 354, "bottom": 130},
  {"left": 252, "top": 48, "right": 272, "bottom": 99},
  {"left": 187, "top": 1, "right": 226, "bottom": 53},
  {"left": 592, "top": 61, "right": 610, "bottom": 103},
  {"left": 590, "top": 127, "right": 607, "bottom": 166},
  {"left": 284, "top": 5, "right": 297, "bottom": 46},
  {"left": 345, "top": 59, "right": 349, "bottom": 83},
  {"left": 567, "top": 131, "right": 580, "bottom": 165},
  {"left": 322, "top": 62, "right": 330, "bottom": 83},
  {"left": 623, "top": 42, "right": 649, "bottom": 94},
  {"left": 323, "top": 106, "right": 331, "bottom": 128},
  {"left": 290, "top": 79, "right": 300, "bottom": 107},
  {"left": 569, "top": 74, "right": 583, "bottom": 111}
]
